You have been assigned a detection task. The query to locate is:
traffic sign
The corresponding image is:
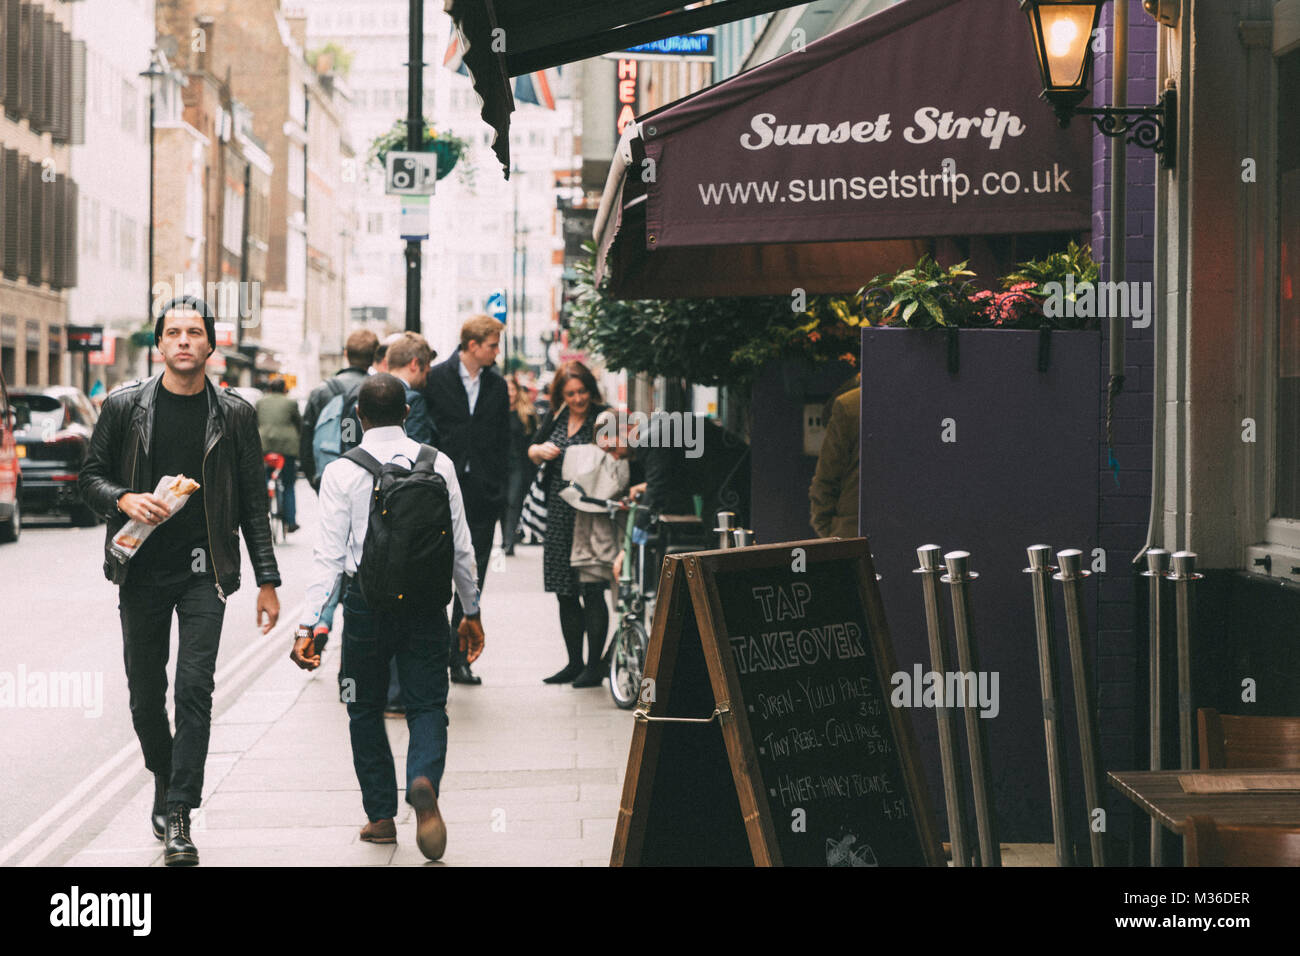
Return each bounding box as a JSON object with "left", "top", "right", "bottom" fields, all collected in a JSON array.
[
  {"left": 486, "top": 290, "right": 507, "bottom": 323},
  {"left": 66, "top": 325, "right": 104, "bottom": 352},
  {"left": 399, "top": 196, "right": 430, "bottom": 240},
  {"left": 385, "top": 151, "right": 437, "bottom": 196}
]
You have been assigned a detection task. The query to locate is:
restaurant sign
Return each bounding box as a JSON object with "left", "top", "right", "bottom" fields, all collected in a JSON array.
[{"left": 640, "top": 0, "right": 1091, "bottom": 249}]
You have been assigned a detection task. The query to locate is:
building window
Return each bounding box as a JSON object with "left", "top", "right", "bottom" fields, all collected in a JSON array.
[
  {"left": 120, "top": 217, "right": 135, "bottom": 271},
  {"left": 223, "top": 186, "right": 244, "bottom": 254},
  {"left": 288, "top": 144, "right": 305, "bottom": 198},
  {"left": 121, "top": 78, "right": 137, "bottom": 134}
]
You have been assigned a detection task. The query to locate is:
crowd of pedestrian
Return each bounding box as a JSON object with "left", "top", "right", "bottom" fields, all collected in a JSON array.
[{"left": 79, "top": 298, "right": 747, "bottom": 867}]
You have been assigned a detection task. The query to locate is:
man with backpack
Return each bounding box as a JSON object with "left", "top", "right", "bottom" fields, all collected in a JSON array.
[
  {"left": 300, "top": 328, "right": 379, "bottom": 492},
  {"left": 291, "top": 373, "right": 484, "bottom": 861}
]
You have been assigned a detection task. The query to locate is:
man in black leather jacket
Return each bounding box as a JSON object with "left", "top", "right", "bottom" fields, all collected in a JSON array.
[{"left": 79, "top": 298, "right": 281, "bottom": 867}]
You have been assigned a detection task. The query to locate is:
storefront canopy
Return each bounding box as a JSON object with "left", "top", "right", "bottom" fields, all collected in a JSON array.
[
  {"left": 444, "top": 0, "right": 813, "bottom": 174},
  {"left": 593, "top": 0, "right": 1092, "bottom": 298}
]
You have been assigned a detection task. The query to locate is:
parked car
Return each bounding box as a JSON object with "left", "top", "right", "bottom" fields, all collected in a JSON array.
[
  {"left": 8, "top": 385, "right": 100, "bottom": 526},
  {"left": 0, "top": 368, "right": 20, "bottom": 542}
]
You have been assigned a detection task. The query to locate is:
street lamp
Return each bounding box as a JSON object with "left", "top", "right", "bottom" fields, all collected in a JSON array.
[
  {"left": 1019, "top": 0, "right": 1175, "bottom": 168},
  {"left": 140, "top": 55, "right": 167, "bottom": 377}
]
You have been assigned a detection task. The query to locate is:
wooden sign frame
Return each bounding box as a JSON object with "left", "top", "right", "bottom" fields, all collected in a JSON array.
[{"left": 611, "top": 537, "right": 944, "bottom": 866}]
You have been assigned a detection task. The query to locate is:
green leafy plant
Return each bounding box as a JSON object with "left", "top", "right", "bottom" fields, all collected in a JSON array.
[
  {"left": 1001, "top": 240, "right": 1099, "bottom": 297},
  {"left": 308, "top": 42, "right": 354, "bottom": 77},
  {"left": 368, "top": 121, "right": 474, "bottom": 186},
  {"left": 860, "top": 256, "right": 979, "bottom": 329}
]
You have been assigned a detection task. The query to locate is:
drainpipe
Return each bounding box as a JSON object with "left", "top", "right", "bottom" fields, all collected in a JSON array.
[{"left": 1106, "top": 0, "right": 1128, "bottom": 484}]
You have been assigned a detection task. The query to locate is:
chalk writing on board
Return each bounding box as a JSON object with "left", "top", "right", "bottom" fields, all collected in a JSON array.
[{"left": 826, "top": 833, "right": 878, "bottom": 867}]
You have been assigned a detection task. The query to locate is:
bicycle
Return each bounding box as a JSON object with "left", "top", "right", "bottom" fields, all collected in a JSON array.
[
  {"left": 264, "top": 452, "right": 287, "bottom": 545},
  {"left": 568, "top": 483, "right": 707, "bottom": 709}
]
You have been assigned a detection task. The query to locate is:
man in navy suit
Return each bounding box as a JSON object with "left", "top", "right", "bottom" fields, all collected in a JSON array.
[{"left": 422, "top": 316, "right": 509, "bottom": 685}]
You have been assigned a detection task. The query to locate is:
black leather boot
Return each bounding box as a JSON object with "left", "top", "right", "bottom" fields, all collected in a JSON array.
[
  {"left": 164, "top": 806, "right": 199, "bottom": 867},
  {"left": 151, "top": 775, "right": 168, "bottom": 841}
]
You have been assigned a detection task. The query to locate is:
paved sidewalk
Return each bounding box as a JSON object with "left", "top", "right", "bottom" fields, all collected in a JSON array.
[{"left": 66, "top": 544, "right": 635, "bottom": 867}]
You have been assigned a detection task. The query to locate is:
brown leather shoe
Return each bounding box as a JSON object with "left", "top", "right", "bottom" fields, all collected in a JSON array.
[
  {"left": 360, "top": 818, "right": 397, "bottom": 844},
  {"left": 408, "top": 776, "right": 446, "bottom": 861}
]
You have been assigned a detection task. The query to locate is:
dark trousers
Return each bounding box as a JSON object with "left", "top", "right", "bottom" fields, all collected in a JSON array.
[
  {"left": 500, "top": 461, "right": 526, "bottom": 549},
  {"left": 265, "top": 455, "right": 298, "bottom": 527},
  {"left": 118, "top": 576, "right": 226, "bottom": 808},
  {"left": 340, "top": 580, "right": 451, "bottom": 821},
  {"left": 449, "top": 500, "right": 496, "bottom": 668}
]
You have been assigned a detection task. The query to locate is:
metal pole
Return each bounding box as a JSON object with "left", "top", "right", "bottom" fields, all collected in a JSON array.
[
  {"left": 1141, "top": 547, "right": 1169, "bottom": 865},
  {"left": 147, "top": 82, "right": 155, "bottom": 378},
  {"left": 1055, "top": 548, "right": 1105, "bottom": 867},
  {"left": 403, "top": 0, "right": 424, "bottom": 333},
  {"left": 1169, "top": 551, "right": 1202, "bottom": 770},
  {"left": 1109, "top": 0, "right": 1128, "bottom": 387},
  {"left": 915, "top": 544, "right": 972, "bottom": 867},
  {"left": 1024, "top": 544, "right": 1073, "bottom": 867},
  {"left": 942, "top": 550, "right": 1000, "bottom": 867}
]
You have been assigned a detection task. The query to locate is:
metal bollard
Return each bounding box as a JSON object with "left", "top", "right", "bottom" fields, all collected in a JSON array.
[
  {"left": 942, "top": 550, "right": 1000, "bottom": 867},
  {"left": 1141, "top": 548, "right": 1170, "bottom": 866},
  {"left": 914, "top": 545, "right": 972, "bottom": 867},
  {"left": 1055, "top": 549, "right": 1105, "bottom": 867},
  {"left": 1169, "top": 551, "right": 1203, "bottom": 771},
  {"left": 731, "top": 528, "right": 756, "bottom": 548},
  {"left": 1024, "top": 545, "right": 1073, "bottom": 868},
  {"left": 713, "top": 512, "right": 735, "bottom": 549}
]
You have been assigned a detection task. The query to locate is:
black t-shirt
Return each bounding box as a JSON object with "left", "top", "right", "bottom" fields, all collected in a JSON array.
[{"left": 128, "top": 384, "right": 212, "bottom": 585}]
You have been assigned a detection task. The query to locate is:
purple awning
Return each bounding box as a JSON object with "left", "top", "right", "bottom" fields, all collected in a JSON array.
[{"left": 595, "top": 0, "right": 1092, "bottom": 297}]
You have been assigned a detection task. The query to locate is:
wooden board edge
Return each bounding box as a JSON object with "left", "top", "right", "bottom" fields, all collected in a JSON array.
[{"left": 610, "top": 556, "right": 688, "bottom": 867}]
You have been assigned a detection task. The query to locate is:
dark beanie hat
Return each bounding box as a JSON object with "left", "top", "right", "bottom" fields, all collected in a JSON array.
[{"left": 155, "top": 296, "right": 217, "bottom": 351}]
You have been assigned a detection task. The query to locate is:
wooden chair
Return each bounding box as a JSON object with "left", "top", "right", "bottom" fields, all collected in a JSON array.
[
  {"left": 1184, "top": 816, "right": 1300, "bottom": 866},
  {"left": 1197, "top": 708, "right": 1300, "bottom": 769}
]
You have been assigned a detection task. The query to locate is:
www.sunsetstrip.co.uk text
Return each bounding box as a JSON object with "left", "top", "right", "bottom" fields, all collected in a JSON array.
[{"left": 697, "top": 164, "right": 1074, "bottom": 207}]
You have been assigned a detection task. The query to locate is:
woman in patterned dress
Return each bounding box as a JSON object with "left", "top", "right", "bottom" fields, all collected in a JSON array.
[{"left": 527, "top": 361, "right": 609, "bottom": 684}]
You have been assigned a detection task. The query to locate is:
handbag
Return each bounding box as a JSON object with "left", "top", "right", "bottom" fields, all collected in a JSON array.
[{"left": 519, "top": 463, "right": 549, "bottom": 544}]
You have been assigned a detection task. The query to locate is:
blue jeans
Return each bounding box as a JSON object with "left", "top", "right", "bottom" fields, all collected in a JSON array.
[{"left": 340, "top": 579, "right": 450, "bottom": 822}]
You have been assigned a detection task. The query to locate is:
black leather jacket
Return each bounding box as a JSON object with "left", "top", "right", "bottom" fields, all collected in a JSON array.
[{"left": 78, "top": 374, "right": 281, "bottom": 599}]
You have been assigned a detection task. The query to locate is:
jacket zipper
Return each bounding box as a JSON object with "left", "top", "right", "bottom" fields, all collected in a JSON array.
[{"left": 202, "top": 424, "right": 225, "bottom": 603}]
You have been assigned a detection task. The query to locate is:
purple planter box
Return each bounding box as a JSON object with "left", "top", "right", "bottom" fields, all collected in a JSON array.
[{"left": 860, "top": 326, "right": 1102, "bottom": 845}]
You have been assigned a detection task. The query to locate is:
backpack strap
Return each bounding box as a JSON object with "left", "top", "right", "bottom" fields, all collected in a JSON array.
[
  {"left": 414, "top": 444, "right": 438, "bottom": 469},
  {"left": 342, "top": 447, "right": 384, "bottom": 478}
]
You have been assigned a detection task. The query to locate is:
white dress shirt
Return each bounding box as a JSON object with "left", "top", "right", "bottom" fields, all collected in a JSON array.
[
  {"left": 458, "top": 356, "right": 481, "bottom": 415},
  {"left": 300, "top": 425, "right": 480, "bottom": 626}
]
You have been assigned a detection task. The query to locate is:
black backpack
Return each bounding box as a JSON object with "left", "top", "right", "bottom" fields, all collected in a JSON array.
[{"left": 343, "top": 445, "right": 454, "bottom": 612}]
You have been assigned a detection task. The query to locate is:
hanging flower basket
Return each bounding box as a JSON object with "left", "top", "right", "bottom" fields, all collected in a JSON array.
[{"left": 369, "top": 121, "right": 472, "bottom": 182}]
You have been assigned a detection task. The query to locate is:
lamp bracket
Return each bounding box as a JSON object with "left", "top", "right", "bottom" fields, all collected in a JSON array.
[{"left": 1057, "top": 87, "right": 1177, "bottom": 170}]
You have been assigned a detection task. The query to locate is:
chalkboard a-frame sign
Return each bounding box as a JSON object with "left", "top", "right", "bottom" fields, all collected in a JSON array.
[{"left": 610, "top": 537, "right": 943, "bottom": 867}]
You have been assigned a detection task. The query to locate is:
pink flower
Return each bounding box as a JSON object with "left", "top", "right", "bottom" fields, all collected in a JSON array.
[{"left": 1010, "top": 281, "right": 1036, "bottom": 292}]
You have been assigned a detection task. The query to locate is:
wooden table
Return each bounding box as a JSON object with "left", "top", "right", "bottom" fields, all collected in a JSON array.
[{"left": 1108, "top": 769, "right": 1300, "bottom": 834}]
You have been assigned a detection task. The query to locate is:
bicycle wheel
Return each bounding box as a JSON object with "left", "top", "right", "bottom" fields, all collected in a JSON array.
[
  {"left": 609, "top": 617, "right": 649, "bottom": 710},
  {"left": 268, "top": 480, "right": 287, "bottom": 545}
]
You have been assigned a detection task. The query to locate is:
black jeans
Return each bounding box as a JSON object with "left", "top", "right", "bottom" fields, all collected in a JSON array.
[
  {"left": 340, "top": 579, "right": 450, "bottom": 821},
  {"left": 500, "top": 461, "right": 526, "bottom": 549},
  {"left": 118, "top": 576, "right": 226, "bottom": 808}
]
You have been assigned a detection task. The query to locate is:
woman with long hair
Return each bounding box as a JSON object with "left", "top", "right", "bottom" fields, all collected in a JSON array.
[
  {"left": 501, "top": 374, "right": 538, "bottom": 555},
  {"left": 528, "top": 361, "right": 609, "bottom": 686}
]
